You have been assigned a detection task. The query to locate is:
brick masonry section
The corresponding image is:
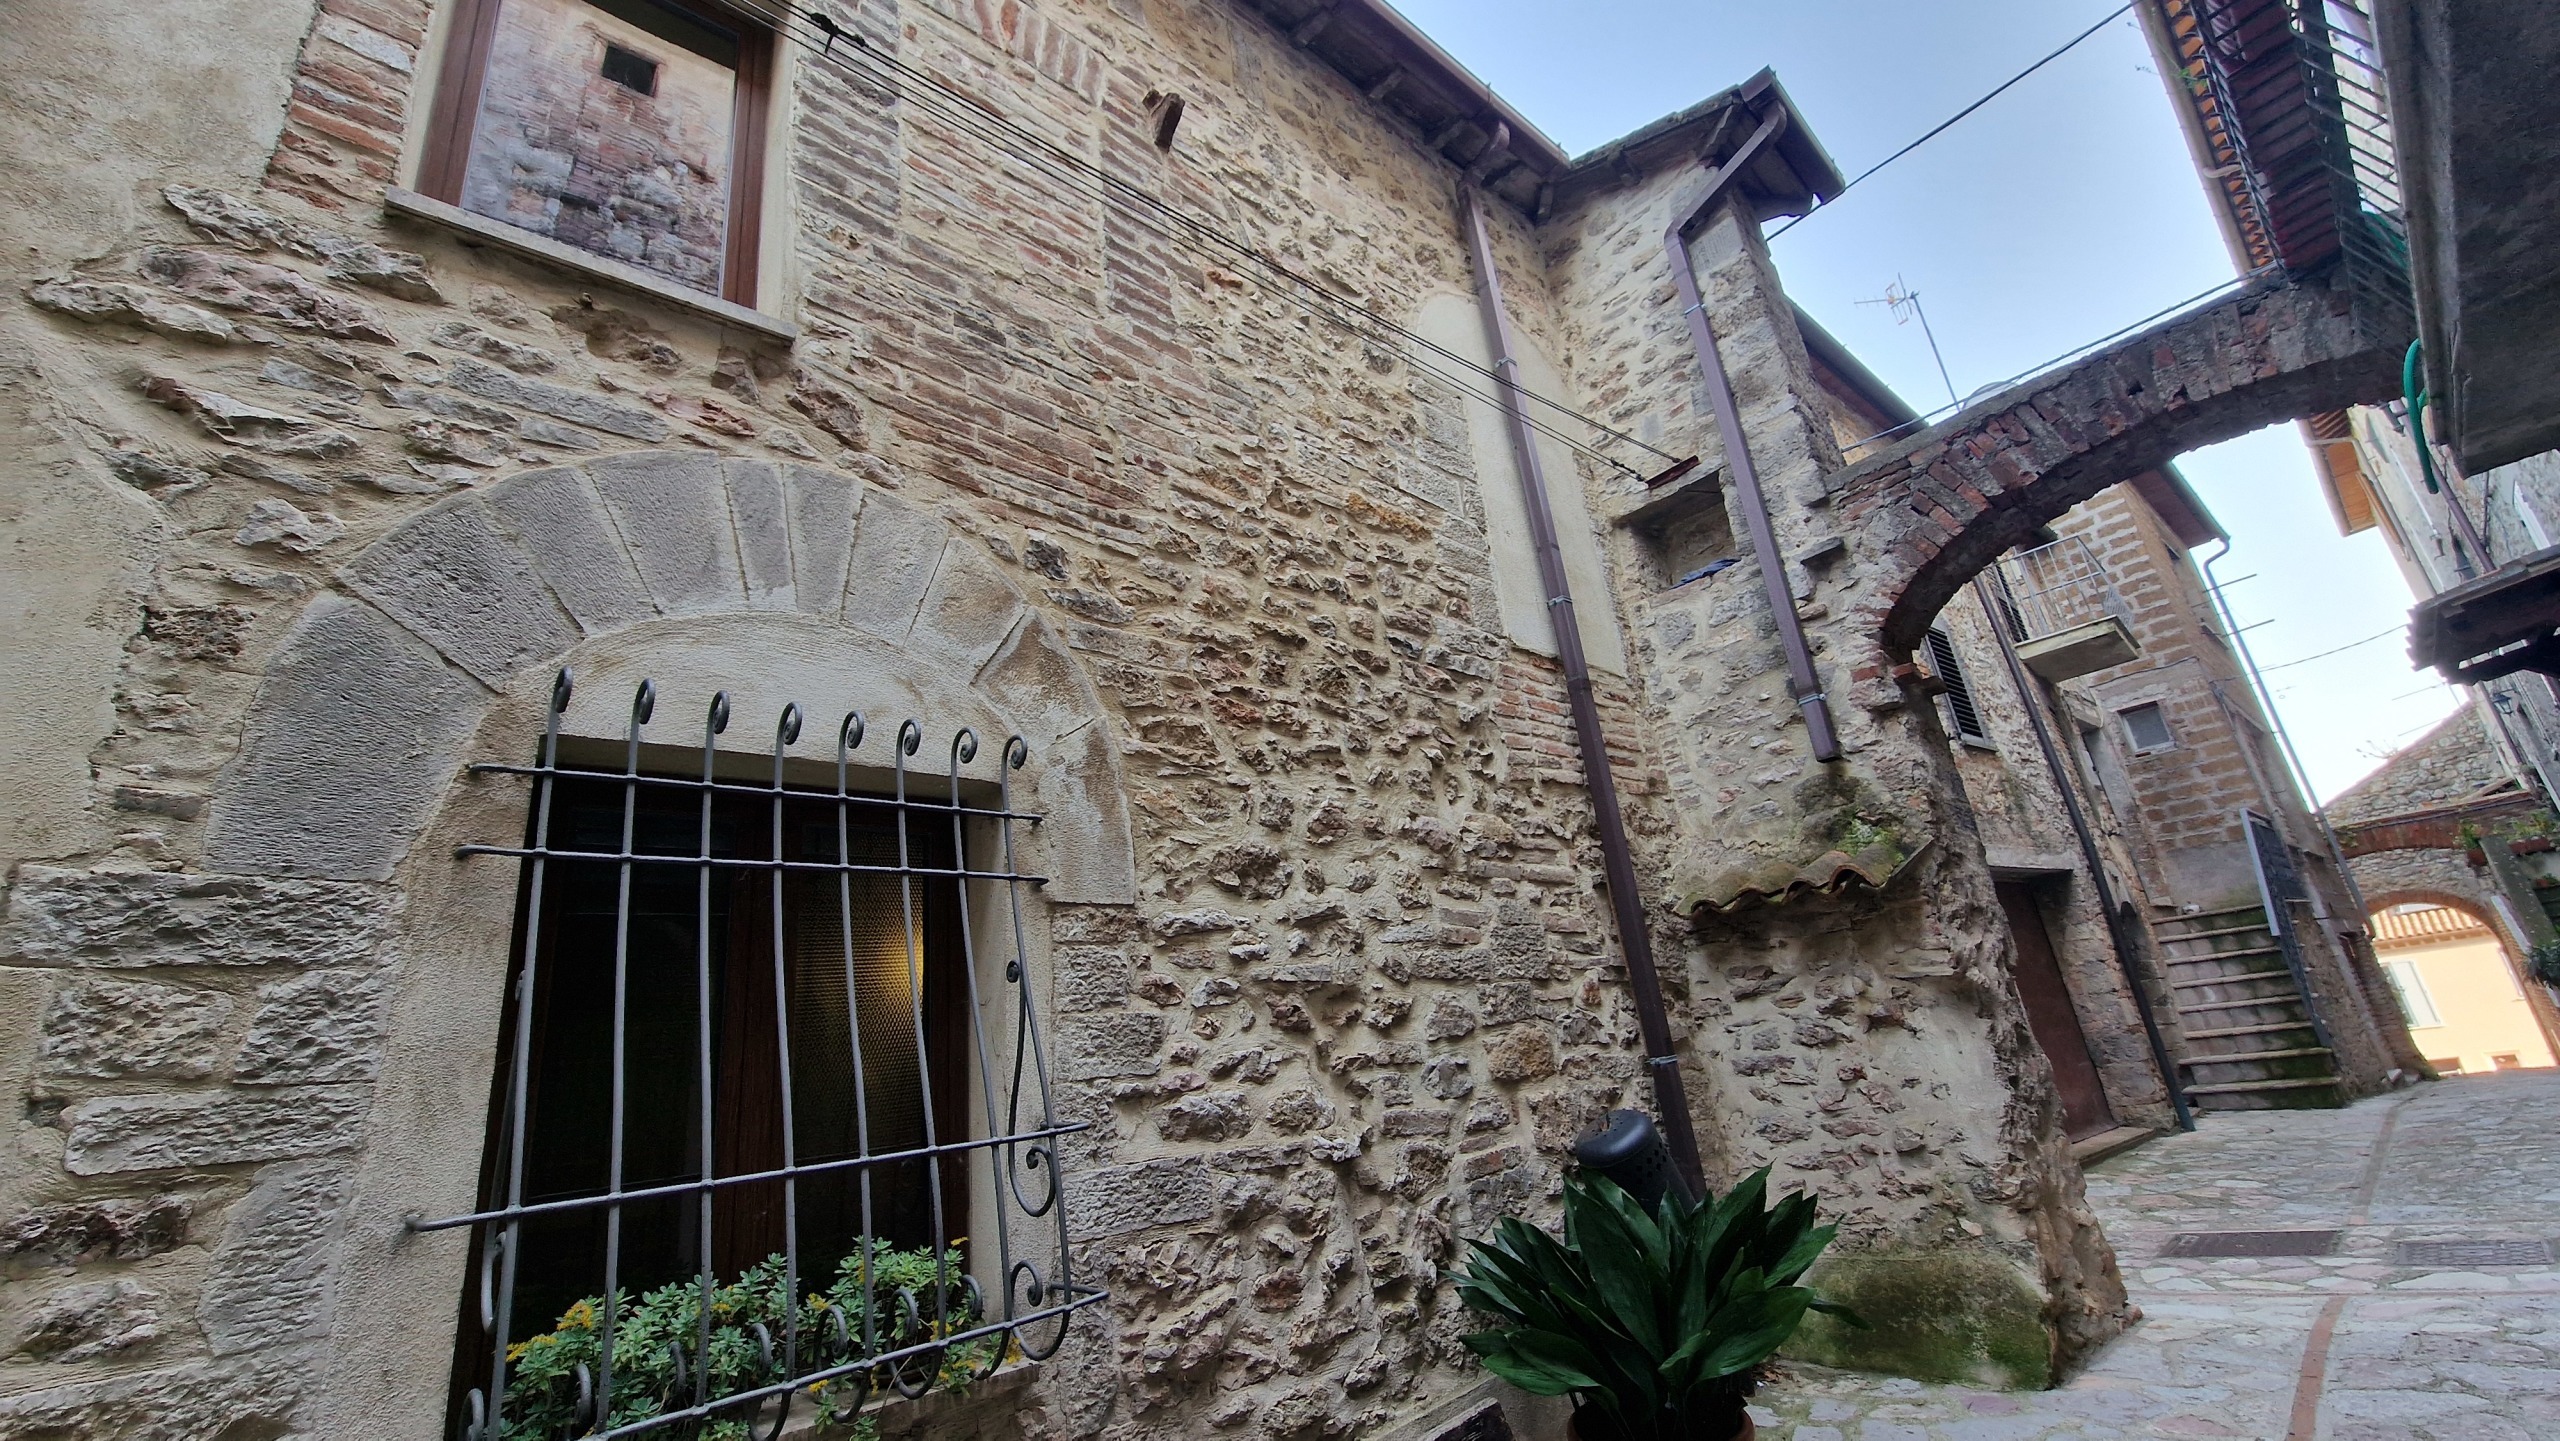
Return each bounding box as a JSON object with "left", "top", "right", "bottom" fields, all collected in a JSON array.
[{"left": 1824, "top": 276, "right": 2404, "bottom": 707}]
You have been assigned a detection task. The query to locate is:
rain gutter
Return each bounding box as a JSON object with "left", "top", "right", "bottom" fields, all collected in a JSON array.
[
  {"left": 1663, "top": 109, "right": 1843, "bottom": 761},
  {"left": 1457, "top": 184, "right": 1705, "bottom": 1195}
]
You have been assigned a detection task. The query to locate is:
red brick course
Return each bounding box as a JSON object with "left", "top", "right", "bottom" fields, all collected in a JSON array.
[{"left": 1825, "top": 277, "right": 2402, "bottom": 700}]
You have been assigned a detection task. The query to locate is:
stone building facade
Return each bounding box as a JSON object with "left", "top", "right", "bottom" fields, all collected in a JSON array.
[
  {"left": 2037, "top": 478, "right": 2423, "bottom": 1104},
  {"left": 1803, "top": 326, "right": 2421, "bottom": 1121},
  {"left": 0, "top": 1, "right": 2286, "bottom": 1435}
]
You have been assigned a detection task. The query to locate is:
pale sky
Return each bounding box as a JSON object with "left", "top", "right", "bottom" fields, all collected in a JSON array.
[{"left": 1387, "top": 0, "right": 2459, "bottom": 800}]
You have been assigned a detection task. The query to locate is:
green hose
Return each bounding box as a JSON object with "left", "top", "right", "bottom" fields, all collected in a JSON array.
[{"left": 2404, "top": 338, "right": 2441, "bottom": 493}]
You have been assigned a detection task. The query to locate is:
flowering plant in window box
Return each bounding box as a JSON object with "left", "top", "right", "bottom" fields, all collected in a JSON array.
[{"left": 501, "top": 1242, "right": 1004, "bottom": 1439}]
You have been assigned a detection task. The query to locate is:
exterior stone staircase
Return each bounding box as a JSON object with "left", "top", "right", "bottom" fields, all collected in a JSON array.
[{"left": 2158, "top": 906, "right": 2345, "bottom": 1110}]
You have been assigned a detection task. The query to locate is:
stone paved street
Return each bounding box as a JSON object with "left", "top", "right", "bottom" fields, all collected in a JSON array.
[{"left": 1752, "top": 1071, "right": 2560, "bottom": 1439}]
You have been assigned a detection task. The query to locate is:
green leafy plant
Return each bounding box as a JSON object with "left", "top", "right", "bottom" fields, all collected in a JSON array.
[
  {"left": 2529, "top": 939, "right": 2560, "bottom": 988},
  {"left": 1456, "top": 1169, "right": 1859, "bottom": 1441},
  {"left": 500, "top": 1242, "right": 1001, "bottom": 1439}
]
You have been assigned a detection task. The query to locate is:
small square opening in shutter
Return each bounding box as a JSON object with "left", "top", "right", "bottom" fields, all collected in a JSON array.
[{"left": 1927, "top": 626, "right": 1991, "bottom": 746}]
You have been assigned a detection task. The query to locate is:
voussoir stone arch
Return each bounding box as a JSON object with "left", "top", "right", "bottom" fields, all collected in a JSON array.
[
  {"left": 1825, "top": 276, "right": 2408, "bottom": 708},
  {"left": 201, "top": 450, "right": 1137, "bottom": 903},
  {"left": 2363, "top": 886, "right": 2528, "bottom": 958}
]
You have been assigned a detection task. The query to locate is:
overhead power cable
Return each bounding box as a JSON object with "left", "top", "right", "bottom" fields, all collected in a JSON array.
[
  {"left": 2253, "top": 623, "right": 2408, "bottom": 674},
  {"left": 1833, "top": 271, "right": 2255, "bottom": 455},
  {"left": 1768, "top": 2, "right": 2136, "bottom": 241},
  {"left": 730, "top": 0, "right": 1676, "bottom": 477}
]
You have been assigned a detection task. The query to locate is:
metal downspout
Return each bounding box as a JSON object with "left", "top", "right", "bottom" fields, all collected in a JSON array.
[
  {"left": 1663, "top": 109, "right": 1843, "bottom": 762},
  {"left": 1971, "top": 576, "right": 2194, "bottom": 1131},
  {"left": 1457, "top": 185, "right": 1706, "bottom": 1195}
]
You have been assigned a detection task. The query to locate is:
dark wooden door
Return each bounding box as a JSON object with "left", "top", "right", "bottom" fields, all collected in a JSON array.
[{"left": 1995, "top": 881, "right": 2117, "bottom": 1140}]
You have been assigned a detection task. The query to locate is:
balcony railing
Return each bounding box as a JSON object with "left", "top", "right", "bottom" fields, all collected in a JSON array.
[{"left": 1995, "top": 536, "right": 2142, "bottom": 682}]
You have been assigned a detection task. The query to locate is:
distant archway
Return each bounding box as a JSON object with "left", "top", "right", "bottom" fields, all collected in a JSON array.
[{"left": 2363, "top": 892, "right": 2560, "bottom": 1074}]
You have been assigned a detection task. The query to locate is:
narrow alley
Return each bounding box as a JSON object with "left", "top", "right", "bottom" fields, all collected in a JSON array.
[{"left": 1755, "top": 1074, "right": 2560, "bottom": 1440}]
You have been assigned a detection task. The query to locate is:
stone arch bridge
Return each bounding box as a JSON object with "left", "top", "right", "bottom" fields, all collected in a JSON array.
[{"left": 1818, "top": 274, "right": 2408, "bottom": 709}]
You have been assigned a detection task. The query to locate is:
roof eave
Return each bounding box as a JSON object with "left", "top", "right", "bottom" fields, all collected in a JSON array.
[
  {"left": 1234, "top": 0, "right": 1572, "bottom": 213},
  {"left": 1234, "top": 5, "right": 1843, "bottom": 222}
]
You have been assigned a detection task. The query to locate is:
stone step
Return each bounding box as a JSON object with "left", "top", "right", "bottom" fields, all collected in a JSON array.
[
  {"left": 2183, "top": 1075, "right": 2345, "bottom": 1097},
  {"left": 2182, "top": 1045, "right": 2333, "bottom": 1070},
  {"left": 2163, "top": 944, "right": 2283, "bottom": 965},
  {"left": 2154, "top": 920, "right": 2274, "bottom": 944},
  {"left": 2069, "top": 1125, "right": 2160, "bottom": 1167},
  {"left": 2177, "top": 994, "right": 2312, "bottom": 1017},
  {"left": 2168, "top": 968, "right": 2300, "bottom": 991},
  {"left": 2182, "top": 1019, "right": 2321, "bottom": 1042}
]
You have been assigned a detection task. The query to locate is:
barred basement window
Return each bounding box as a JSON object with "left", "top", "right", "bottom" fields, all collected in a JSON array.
[
  {"left": 419, "top": 671, "right": 1099, "bottom": 1440},
  {"left": 1925, "top": 625, "right": 1993, "bottom": 748}
]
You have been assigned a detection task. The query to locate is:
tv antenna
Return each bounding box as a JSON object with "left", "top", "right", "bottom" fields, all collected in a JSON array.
[{"left": 1859, "top": 276, "right": 1959, "bottom": 408}]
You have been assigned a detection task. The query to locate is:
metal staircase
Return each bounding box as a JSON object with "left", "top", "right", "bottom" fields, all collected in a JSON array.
[{"left": 2159, "top": 905, "right": 2346, "bottom": 1110}]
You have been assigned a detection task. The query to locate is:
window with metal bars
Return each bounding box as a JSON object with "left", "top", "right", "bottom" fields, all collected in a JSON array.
[
  {"left": 420, "top": 670, "right": 1100, "bottom": 1440},
  {"left": 1925, "top": 625, "right": 1993, "bottom": 747}
]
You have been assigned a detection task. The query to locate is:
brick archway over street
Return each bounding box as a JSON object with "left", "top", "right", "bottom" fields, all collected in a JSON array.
[{"left": 1823, "top": 275, "right": 2407, "bottom": 705}]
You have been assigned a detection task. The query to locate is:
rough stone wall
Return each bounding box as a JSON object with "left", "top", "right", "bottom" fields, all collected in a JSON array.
[
  {"left": 2330, "top": 707, "right": 2510, "bottom": 823},
  {"left": 0, "top": 0, "right": 1674, "bottom": 1434},
  {"left": 1543, "top": 169, "right": 2129, "bottom": 1382},
  {"left": 1924, "top": 587, "right": 2175, "bottom": 1133},
  {"left": 2039, "top": 488, "right": 2424, "bottom": 1092},
  {"left": 2355, "top": 846, "right": 2523, "bottom": 947},
  {"left": 2331, "top": 706, "right": 2560, "bottom": 1055},
  {"left": 1807, "top": 356, "right": 2174, "bottom": 1134},
  {"left": 0, "top": 0, "right": 2144, "bottom": 1433},
  {"left": 2047, "top": 488, "right": 2289, "bottom": 912}
]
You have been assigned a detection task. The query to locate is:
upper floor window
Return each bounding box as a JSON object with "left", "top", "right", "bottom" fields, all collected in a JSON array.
[
  {"left": 2117, "top": 701, "right": 2176, "bottom": 755},
  {"left": 2382, "top": 958, "right": 2443, "bottom": 1028},
  {"left": 419, "top": 0, "right": 773, "bottom": 304}
]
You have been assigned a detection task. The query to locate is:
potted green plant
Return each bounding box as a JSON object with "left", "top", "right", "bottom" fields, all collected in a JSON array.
[
  {"left": 2529, "top": 938, "right": 2560, "bottom": 988},
  {"left": 1455, "top": 1168, "right": 1857, "bottom": 1441},
  {"left": 500, "top": 1241, "right": 1000, "bottom": 1439}
]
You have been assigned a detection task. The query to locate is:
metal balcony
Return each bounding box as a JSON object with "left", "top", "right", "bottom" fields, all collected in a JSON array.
[{"left": 1997, "top": 535, "right": 2142, "bottom": 682}]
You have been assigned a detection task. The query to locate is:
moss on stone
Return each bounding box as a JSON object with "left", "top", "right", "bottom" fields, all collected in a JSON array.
[{"left": 1783, "top": 1251, "right": 2054, "bottom": 1390}]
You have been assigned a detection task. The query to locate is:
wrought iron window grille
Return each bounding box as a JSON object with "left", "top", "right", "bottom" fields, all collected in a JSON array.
[{"left": 415, "top": 669, "right": 1101, "bottom": 1440}]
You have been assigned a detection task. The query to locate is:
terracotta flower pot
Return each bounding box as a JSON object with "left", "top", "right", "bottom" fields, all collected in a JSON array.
[{"left": 1567, "top": 1413, "right": 1756, "bottom": 1441}]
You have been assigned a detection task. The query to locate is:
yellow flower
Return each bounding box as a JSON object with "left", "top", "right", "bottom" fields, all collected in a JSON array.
[{"left": 561, "top": 1300, "right": 599, "bottom": 1331}]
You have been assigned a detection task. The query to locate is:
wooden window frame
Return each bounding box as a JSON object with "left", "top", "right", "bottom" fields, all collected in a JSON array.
[{"left": 416, "top": 0, "right": 773, "bottom": 308}]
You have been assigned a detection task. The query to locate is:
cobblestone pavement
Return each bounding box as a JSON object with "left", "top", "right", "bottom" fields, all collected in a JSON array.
[{"left": 1751, "top": 1071, "right": 2560, "bottom": 1439}]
